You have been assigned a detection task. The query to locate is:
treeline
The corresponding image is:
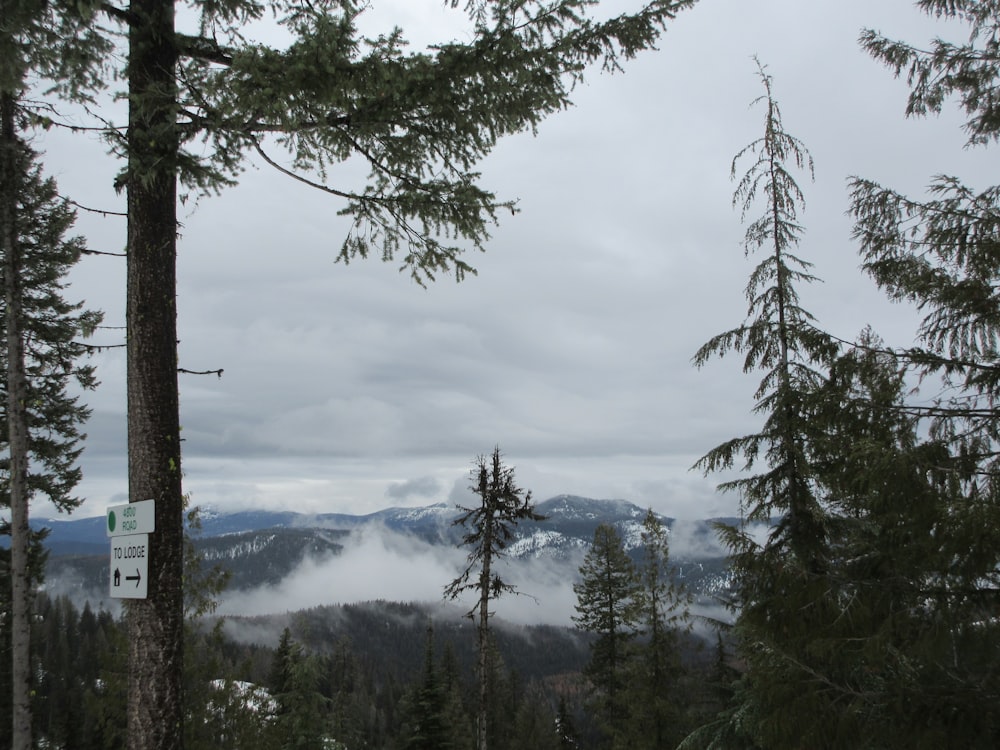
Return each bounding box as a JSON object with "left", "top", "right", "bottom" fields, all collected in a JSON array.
[
  {"left": 0, "top": 594, "right": 125, "bottom": 749},
  {"left": 0, "top": 590, "right": 723, "bottom": 750}
]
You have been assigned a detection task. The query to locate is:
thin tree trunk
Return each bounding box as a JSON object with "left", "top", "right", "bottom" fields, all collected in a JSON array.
[
  {"left": 126, "top": 0, "right": 185, "bottom": 746},
  {"left": 476, "top": 465, "right": 493, "bottom": 750},
  {"left": 2, "top": 87, "right": 33, "bottom": 750}
]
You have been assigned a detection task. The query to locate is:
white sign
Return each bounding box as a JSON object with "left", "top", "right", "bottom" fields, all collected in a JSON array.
[
  {"left": 109, "top": 533, "right": 149, "bottom": 599},
  {"left": 107, "top": 499, "right": 155, "bottom": 537}
]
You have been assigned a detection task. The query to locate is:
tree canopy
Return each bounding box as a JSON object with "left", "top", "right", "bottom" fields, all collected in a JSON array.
[{"left": 684, "top": 8, "right": 1000, "bottom": 746}]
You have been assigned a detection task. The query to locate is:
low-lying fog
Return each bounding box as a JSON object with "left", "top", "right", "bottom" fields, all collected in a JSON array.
[{"left": 214, "top": 520, "right": 734, "bottom": 629}]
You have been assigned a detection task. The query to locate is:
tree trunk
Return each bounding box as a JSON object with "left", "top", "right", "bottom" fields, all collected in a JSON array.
[
  {"left": 2, "top": 87, "right": 33, "bottom": 750},
  {"left": 126, "top": 0, "right": 184, "bottom": 747},
  {"left": 477, "top": 561, "right": 490, "bottom": 750},
  {"left": 476, "top": 469, "right": 493, "bottom": 750}
]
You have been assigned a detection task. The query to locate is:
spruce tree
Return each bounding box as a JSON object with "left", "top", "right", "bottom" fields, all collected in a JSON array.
[
  {"left": 803, "top": 331, "right": 986, "bottom": 746},
  {"left": 445, "top": 447, "right": 542, "bottom": 750},
  {"left": 0, "top": 136, "right": 101, "bottom": 750},
  {"left": 684, "top": 27, "right": 1000, "bottom": 746},
  {"left": 268, "top": 630, "right": 329, "bottom": 750},
  {"left": 325, "top": 636, "right": 365, "bottom": 750},
  {"left": 399, "top": 625, "right": 453, "bottom": 750},
  {"left": 437, "top": 641, "right": 475, "bottom": 750},
  {"left": 688, "top": 61, "right": 843, "bottom": 748},
  {"left": 1, "top": 3, "right": 108, "bottom": 748},
  {"left": 555, "top": 696, "right": 582, "bottom": 750},
  {"left": 628, "top": 509, "right": 691, "bottom": 749},
  {"left": 693, "top": 58, "right": 836, "bottom": 569},
  {"left": 844, "top": 1, "right": 1000, "bottom": 741},
  {"left": 269, "top": 627, "right": 296, "bottom": 706},
  {"left": 572, "top": 522, "right": 639, "bottom": 748},
  {"left": 508, "top": 683, "right": 560, "bottom": 750}
]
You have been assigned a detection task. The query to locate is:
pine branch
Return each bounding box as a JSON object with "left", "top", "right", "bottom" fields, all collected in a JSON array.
[
  {"left": 66, "top": 199, "right": 127, "bottom": 220},
  {"left": 178, "top": 367, "right": 224, "bottom": 378}
]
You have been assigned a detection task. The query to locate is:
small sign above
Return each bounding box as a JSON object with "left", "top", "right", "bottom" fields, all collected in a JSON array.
[{"left": 107, "top": 499, "right": 155, "bottom": 537}]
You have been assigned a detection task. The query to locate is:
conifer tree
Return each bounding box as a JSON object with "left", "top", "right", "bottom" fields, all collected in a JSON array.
[
  {"left": 508, "top": 683, "right": 560, "bottom": 750},
  {"left": 555, "top": 696, "right": 582, "bottom": 750},
  {"left": 685, "top": 32, "right": 1000, "bottom": 746},
  {"left": 844, "top": 1, "right": 1000, "bottom": 740},
  {"left": 694, "top": 58, "right": 837, "bottom": 568},
  {"left": 445, "top": 447, "right": 542, "bottom": 750},
  {"left": 686, "top": 329, "right": 959, "bottom": 748},
  {"left": 628, "top": 509, "right": 691, "bottom": 749},
  {"left": 572, "top": 522, "right": 638, "bottom": 748},
  {"left": 801, "top": 331, "right": 988, "bottom": 746},
  {"left": 268, "top": 630, "right": 329, "bottom": 750},
  {"left": 325, "top": 636, "right": 365, "bottom": 749},
  {"left": 688, "top": 61, "right": 843, "bottom": 748},
  {"left": 399, "top": 624, "right": 453, "bottom": 750},
  {"left": 0, "top": 132, "right": 101, "bottom": 750},
  {"left": 1, "top": 4, "right": 108, "bottom": 748},
  {"left": 437, "top": 641, "right": 475, "bottom": 750},
  {"left": 269, "top": 627, "right": 296, "bottom": 706}
]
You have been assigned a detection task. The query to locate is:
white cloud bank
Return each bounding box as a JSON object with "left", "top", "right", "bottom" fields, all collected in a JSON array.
[{"left": 216, "top": 519, "right": 729, "bottom": 628}]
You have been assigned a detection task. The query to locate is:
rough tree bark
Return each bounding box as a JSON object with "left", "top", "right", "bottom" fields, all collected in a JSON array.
[
  {"left": 1, "top": 87, "right": 33, "bottom": 750},
  {"left": 125, "top": 0, "right": 185, "bottom": 746},
  {"left": 473, "top": 462, "right": 493, "bottom": 750}
]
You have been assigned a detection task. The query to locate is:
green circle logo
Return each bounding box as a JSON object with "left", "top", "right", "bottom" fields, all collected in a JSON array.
[{"left": 108, "top": 511, "right": 116, "bottom": 533}]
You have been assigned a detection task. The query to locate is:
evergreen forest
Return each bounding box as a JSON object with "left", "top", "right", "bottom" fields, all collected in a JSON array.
[{"left": 0, "top": 588, "right": 728, "bottom": 750}]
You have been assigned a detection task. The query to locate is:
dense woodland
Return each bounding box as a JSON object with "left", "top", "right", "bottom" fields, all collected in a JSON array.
[
  {"left": 0, "top": 580, "right": 724, "bottom": 749},
  {"left": 4, "top": 0, "right": 1000, "bottom": 748}
]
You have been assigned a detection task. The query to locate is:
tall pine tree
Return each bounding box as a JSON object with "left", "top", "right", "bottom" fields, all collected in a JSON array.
[
  {"left": 688, "top": 60, "right": 843, "bottom": 748},
  {"left": 398, "top": 625, "right": 454, "bottom": 750},
  {"left": 0, "top": 136, "right": 101, "bottom": 750},
  {"left": 268, "top": 629, "right": 329, "bottom": 750},
  {"left": 445, "top": 447, "right": 543, "bottom": 750},
  {"left": 846, "top": 1, "right": 1000, "bottom": 742},
  {"left": 1, "top": 3, "right": 107, "bottom": 748},
  {"left": 686, "top": 27, "right": 1000, "bottom": 745},
  {"left": 627, "top": 509, "right": 691, "bottom": 749},
  {"left": 572, "top": 522, "right": 638, "bottom": 749}
]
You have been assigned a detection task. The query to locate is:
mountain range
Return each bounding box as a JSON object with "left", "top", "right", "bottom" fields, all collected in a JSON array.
[{"left": 30, "top": 495, "right": 736, "bottom": 616}]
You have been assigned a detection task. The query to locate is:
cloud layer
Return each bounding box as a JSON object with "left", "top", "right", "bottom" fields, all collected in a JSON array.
[
  {"left": 216, "top": 524, "right": 588, "bottom": 627},
  {"left": 27, "top": 1, "right": 987, "bottom": 524}
]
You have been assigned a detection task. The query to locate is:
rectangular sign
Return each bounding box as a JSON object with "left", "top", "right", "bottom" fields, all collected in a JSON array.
[
  {"left": 109, "top": 533, "right": 149, "bottom": 599},
  {"left": 106, "top": 499, "right": 155, "bottom": 537}
]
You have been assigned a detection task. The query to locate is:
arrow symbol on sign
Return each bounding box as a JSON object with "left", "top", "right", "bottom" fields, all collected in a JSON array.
[{"left": 126, "top": 570, "right": 142, "bottom": 587}]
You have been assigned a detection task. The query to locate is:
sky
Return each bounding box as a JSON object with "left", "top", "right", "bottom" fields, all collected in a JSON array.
[{"left": 26, "top": 0, "right": 995, "bottom": 523}]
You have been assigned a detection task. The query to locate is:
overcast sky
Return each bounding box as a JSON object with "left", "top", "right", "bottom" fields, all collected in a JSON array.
[{"left": 27, "top": 0, "right": 994, "bottom": 522}]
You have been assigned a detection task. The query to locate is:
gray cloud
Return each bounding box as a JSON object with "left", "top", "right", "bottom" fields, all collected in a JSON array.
[
  {"left": 385, "top": 476, "right": 444, "bottom": 501},
  {"left": 34, "top": 1, "right": 984, "bottom": 528},
  {"left": 668, "top": 519, "right": 731, "bottom": 560}
]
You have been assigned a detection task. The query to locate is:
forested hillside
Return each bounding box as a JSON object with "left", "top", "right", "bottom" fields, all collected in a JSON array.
[{"left": 6, "top": 590, "right": 722, "bottom": 749}]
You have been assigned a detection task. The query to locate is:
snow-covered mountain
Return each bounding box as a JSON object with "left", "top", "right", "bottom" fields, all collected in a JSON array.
[{"left": 33, "top": 495, "right": 735, "bottom": 606}]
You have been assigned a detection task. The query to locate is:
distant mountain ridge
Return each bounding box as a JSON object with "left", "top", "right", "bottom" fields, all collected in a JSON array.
[
  {"left": 32, "top": 495, "right": 735, "bottom": 605},
  {"left": 34, "top": 494, "right": 676, "bottom": 555}
]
